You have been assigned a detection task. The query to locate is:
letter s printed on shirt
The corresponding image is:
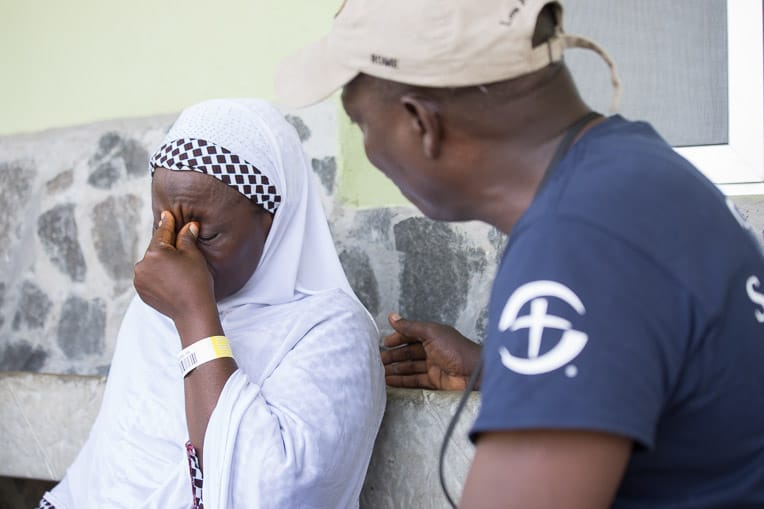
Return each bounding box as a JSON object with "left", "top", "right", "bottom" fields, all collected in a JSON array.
[{"left": 746, "top": 275, "right": 764, "bottom": 323}]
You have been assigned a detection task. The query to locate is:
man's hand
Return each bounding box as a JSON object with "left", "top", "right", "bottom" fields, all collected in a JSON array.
[
  {"left": 380, "top": 313, "right": 481, "bottom": 391},
  {"left": 134, "top": 211, "right": 217, "bottom": 339}
]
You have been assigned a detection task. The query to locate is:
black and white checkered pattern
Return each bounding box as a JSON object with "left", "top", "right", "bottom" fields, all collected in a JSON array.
[
  {"left": 35, "top": 497, "right": 56, "bottom": 508},
  {"left": 186, "top": 441, "right": 205, "bottom": 509},
  {"left": 149, "top": 138, "right": 281, "bottom": 214}
]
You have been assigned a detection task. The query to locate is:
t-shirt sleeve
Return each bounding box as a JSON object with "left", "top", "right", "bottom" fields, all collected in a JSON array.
[{"left": 472, "top": 216, "right": 692, "bottom": 449}]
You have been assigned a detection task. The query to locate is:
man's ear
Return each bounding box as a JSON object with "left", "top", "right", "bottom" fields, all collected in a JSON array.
[{"left": 400, "top": 94, "right": 443, "bottom": 159}]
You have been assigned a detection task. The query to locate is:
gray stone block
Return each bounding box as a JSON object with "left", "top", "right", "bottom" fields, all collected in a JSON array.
[
  {"left": 94, "top": 132, "right": 122, "bottom": 156},
  {"left": 12, "top": 281, "right": 52, "bottom": 331},
  {"left": 88, "top": 132, "right": 150, "bottom": 185},
  {"left": 0, "top": 341, "right": 48, "bottom": 371},
  {"left": 488, "top": 226, "right": 507, "bottom": 263},
  {"left": 87, "top": 160, "right": 121, "bottom": 189},
  {"left": 0, "top": 281, "right": 6, "bottom": 328},
  {"left": 394, "top": 217, "right": 486, "bottom": 325},
  {"left": 91, "top": 194, "right": 143, "bottom": 281},
  {"left": 731, "top": 195, "right": 764, "bottom": 247},
  {"left": 311, "top": 156, "right": 337, "bottom": 194},
  {"left": 340, "top": 247, "right": 380, "bottom": 317},
  {"left": 45, "top": 169, "right": 73, "bottom": 194},
  {"left": 56, "top": 296, "right": 106, "bottom": 359},
  {"left": 37, "top": 204, "right": 87, "bottom": 282},
  {"left": 284, "top": 114, "right": 312, "bottom": 142},
  {"left": 357, "top": 208, "right": 395, "bottom": 235},
  {"left": 475, "top": 307, "right": 489, "bottom": 339},
  {"left": 0, "top": 162, "right": 36, "bottom": 266},
  {"left": 121, "top": 138, "right": 150, "bottom": 177}
]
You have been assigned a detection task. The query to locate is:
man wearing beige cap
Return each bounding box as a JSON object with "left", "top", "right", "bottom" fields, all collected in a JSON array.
[{"left": 276, "top": 1, "right": 764, "bottom": 507}]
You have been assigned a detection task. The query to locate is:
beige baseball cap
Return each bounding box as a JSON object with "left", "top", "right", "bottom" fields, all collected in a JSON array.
[{"left": 275, "top": 0, "right": 621, "bottom": 110}]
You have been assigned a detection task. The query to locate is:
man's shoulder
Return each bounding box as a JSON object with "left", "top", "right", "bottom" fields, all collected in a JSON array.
[
  {"left": 514, "top": 116, "right": 729, "bottom": 274},
  {"left": 576, "top": 114, "right": 670, "bottom": 155},
  {"left": 560, "top": 115, "right": 705, "bottom": 195}
]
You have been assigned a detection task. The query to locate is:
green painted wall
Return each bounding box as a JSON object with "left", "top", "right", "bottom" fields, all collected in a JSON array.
[
  {"left": 0, "top": 0, "right": 405, "bottom": 207},
  {"left": 0, "top": 0, "right": 332, "bottom": 134},
  {"left": 336, "top": 100, "right": 407, "bottom": 207}
]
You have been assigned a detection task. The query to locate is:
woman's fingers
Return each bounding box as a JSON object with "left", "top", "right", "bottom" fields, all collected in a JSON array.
[
  {"left": 175, "top": 221, "right": 200, "bottom": 251},
  {"left": 150, "top": 210, "right": 177, "bottom": 249}
]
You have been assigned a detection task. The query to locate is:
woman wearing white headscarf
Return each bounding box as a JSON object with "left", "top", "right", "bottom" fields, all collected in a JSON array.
[{"left": 38, "top": 99, "right": 386, "bottom": 509}]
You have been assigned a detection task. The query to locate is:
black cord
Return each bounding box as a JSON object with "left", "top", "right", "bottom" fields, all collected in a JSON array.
[{"left": 438, "top": 355, "right": 484, "bottom": 508}]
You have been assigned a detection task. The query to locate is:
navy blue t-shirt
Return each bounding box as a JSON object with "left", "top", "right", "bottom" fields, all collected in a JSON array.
[{"left": 471, "top": 116, "right": 764, "bottom": 508}]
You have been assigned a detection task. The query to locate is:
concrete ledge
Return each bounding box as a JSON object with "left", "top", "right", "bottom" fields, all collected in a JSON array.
[
  {"left": 1, "top": 372, "right": 478, "bottom": 507},
  {"left": 362, "top": 387, "right": 478, "bottom": 508},
  {"left": 0, "top": 372, "right": 106, "bottom": 481}
]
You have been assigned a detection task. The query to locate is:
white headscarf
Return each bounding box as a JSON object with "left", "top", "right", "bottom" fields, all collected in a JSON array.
[
  {"left": 43, "top": 99, "right": 385, "bottom": 509},
  {"left": 156, "top": 98, "right": 357, "bottom": 308}
]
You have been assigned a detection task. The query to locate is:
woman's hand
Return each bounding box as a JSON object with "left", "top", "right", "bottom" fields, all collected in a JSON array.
[
  {"left": 136, "top": 210, "right": 231, "bottom": 468},
  {"left": 380, "top": 313, "right": 482, "bottom": 391},
  {"left": 134, "top": 211, "right": 219, "bottom": 341}
]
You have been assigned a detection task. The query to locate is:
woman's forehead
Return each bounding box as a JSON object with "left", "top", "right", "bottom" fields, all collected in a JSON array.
[{"left": 152, "top": 167, "right": 248, "bottom": 208}]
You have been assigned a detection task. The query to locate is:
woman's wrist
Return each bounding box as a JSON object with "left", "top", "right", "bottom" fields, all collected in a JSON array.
[{"left": 174, "top": 301, "right": 224, "bottom": 347}]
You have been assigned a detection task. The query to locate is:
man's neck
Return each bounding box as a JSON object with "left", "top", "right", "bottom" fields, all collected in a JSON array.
[{"left": 467, "top": 105, "right": 595, "bottom": 234}]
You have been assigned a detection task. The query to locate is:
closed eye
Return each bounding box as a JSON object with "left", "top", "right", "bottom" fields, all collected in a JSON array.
[{"left": 199, "top": 232, "right": 219, "bottom": 242}]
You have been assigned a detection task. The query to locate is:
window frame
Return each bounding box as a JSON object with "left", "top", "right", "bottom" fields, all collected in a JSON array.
[{"left": 674, "top": 0, "right": 763, "bottom": 195}]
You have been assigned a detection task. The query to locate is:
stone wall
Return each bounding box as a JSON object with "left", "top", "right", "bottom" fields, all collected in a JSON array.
[
  {"left": 1, "top": 103, "right": 764, "bottom": 375},
  {"left": 0, "top": 100, "right": 503, "bottom": 376}
]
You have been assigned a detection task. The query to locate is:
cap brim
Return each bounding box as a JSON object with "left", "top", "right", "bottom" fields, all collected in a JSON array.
[{"left": 274, "top": 35, "right": 358, "bottom": 109}]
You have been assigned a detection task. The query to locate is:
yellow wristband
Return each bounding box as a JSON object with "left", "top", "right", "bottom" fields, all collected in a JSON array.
[{"left": 178, "top": 335, "right": 233, "bottom": 377}]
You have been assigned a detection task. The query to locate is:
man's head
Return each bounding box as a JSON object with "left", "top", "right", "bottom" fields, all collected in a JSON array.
[
  {"left": 276, "top": 0, "right": 619, "bottom": 226},
  {"left": 336, "top": 3, "right": 569, "bottom": 220},
  {"left": 339, "top": 67, "right": 574, "bottom": 221}
]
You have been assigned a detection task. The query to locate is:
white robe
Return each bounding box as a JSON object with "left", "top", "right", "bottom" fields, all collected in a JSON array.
[{"left": 46, "top": 290, "right": 384, "bottom": 509}]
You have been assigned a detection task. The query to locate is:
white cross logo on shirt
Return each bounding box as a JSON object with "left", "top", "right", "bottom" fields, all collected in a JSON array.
[{"left": 498, "top": 280, "right": 588, "bottom": 375}]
